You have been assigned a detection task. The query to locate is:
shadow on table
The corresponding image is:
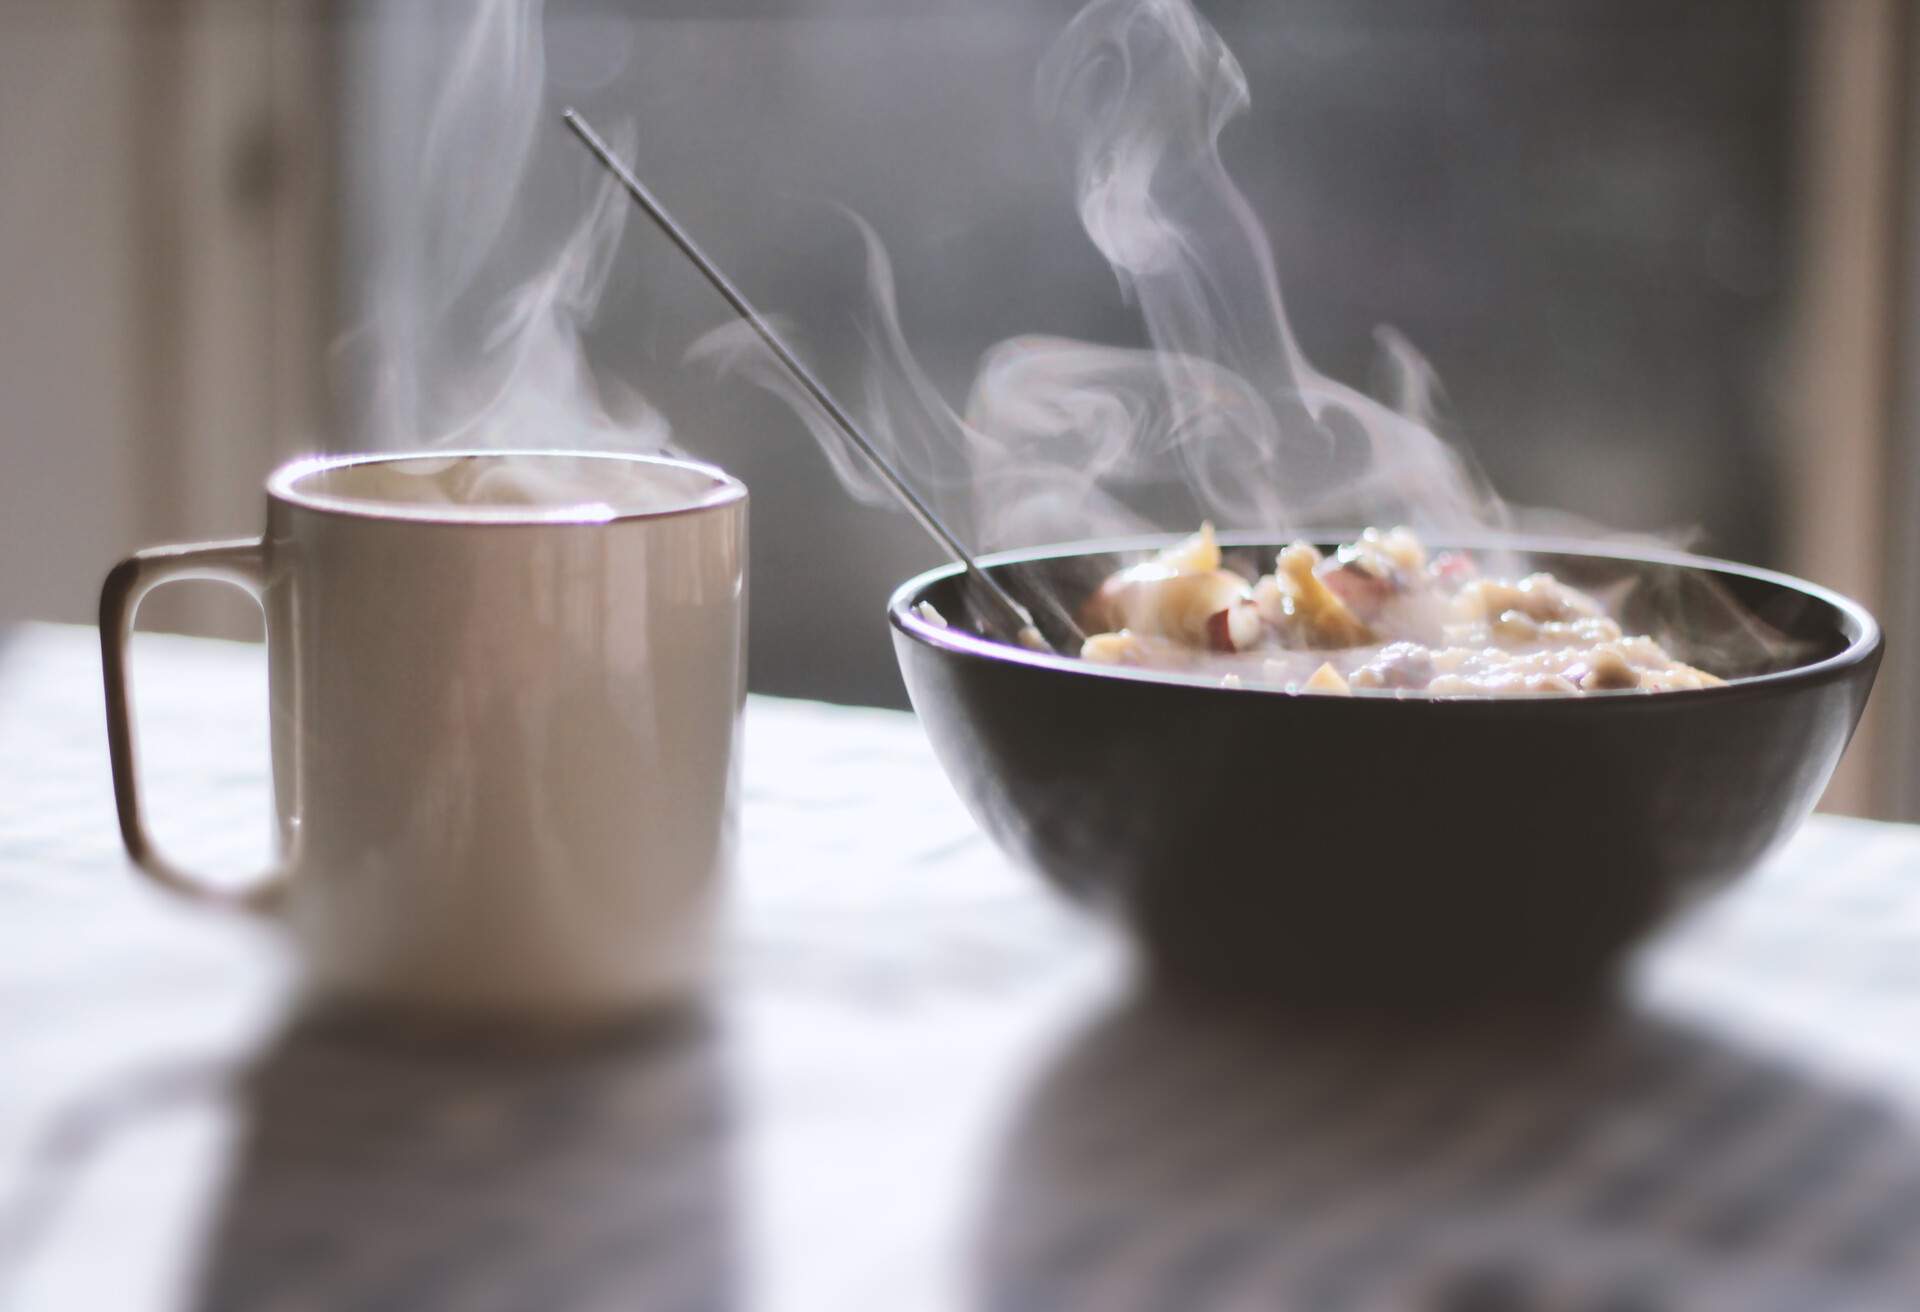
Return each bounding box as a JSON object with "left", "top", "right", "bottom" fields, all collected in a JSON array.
[
  {"left": 188, "top": 1005, "right": 738, "bottom": 1312},
  {"left": 975, "top": 993, "right": 1920, "bottom": 1311}
]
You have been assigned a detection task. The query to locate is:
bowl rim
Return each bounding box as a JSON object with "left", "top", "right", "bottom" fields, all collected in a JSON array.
[{"left": 887, "top": 529, "right": 1883, "bottom": 707}]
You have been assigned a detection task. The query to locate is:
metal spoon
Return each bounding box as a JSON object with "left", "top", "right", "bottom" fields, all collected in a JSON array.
[{"left": 561, "top": 108, "right": 1079, "bottom": 652}]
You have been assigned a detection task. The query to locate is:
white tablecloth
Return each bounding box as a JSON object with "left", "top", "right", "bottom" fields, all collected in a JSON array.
[{"left": 2, "top": 623, "right": 1919, "bottom": 1311}]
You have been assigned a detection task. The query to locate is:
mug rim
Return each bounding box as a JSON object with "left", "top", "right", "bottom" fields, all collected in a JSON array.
[{"left": 267, "top": 449, "right": 748, "bottom": 526}]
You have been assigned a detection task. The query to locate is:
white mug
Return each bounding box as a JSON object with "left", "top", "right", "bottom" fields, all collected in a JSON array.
[{"left": 101, "top": 450, "right": 747, "bottom": 1018}]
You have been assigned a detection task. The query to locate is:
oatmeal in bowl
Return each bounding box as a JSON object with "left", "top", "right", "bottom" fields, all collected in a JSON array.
[{"left": 1076, "top": 524, "right": 1722, "bottom": 697}]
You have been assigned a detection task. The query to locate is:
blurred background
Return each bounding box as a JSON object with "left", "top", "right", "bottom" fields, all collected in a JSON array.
[{"left": 2, "top": 0, "right": 1916, "bottom": 817}]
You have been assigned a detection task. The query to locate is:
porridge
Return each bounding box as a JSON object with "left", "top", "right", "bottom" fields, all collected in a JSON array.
[{"left": 1075, "top": 525, "right": 1721, "bottom": 696}]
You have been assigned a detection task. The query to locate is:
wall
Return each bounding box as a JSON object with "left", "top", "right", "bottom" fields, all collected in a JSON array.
[
  {"left": 0, "top": 3, "right": 141, "bottom": 631},
  {"left": 0, "top": 0, "right": 329, "bottom": 641}
]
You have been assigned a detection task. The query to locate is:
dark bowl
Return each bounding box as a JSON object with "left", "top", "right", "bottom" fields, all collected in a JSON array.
[{"left": 888, "top": 533, "right": 1882, "bottom": 1005}]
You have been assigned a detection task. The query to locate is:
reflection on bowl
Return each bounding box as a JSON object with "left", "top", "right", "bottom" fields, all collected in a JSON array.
[{"left": 889, "top": 535, "right": 1881, "bottom": 1004}]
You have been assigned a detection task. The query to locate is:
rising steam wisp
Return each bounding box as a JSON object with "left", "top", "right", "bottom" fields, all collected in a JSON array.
[
  {"left": 695, "top": 0, "right": 1505, "bottom": 558},
  {"left": 342, "top": 0, "right": 667, "bottom": 509}
]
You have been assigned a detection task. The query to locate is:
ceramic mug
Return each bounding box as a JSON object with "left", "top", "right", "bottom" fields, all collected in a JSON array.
[{"left": 100, "top": 450, "right": 747, "bottom": 1018}]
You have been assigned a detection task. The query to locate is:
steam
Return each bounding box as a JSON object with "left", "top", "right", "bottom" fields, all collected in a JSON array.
[
  {"left": 1035, "top": 0, "right": 1501, "bottom": 534},
  {"left": 345, "top": 0, "right": 667, "bottom": 460},
  {"left": 686, "top": 215, "right": 1164, "bottom": 549},
  {"left": 351, "top": 0, "right": 1495, "bottom": 549},
  {"left": 692, "top": 0, "right": 1504, "bottom": 552},
  {"left": 335, "top": 0, "right": 1795, "bottom": 676}
]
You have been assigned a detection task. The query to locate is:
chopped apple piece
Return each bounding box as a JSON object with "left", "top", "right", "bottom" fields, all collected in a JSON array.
[
  {"left": 1304, "top": 662, "right": 1351, "bottom": 695},
  {"left": 1081, "top": 631, "right": 1146, "bottom": 664},
  {"left": 1275, "top": 544, "right": 1373, "bottom": 647}
]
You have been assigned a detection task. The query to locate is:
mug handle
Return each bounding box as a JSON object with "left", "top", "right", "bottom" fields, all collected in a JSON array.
[{"left": 99, "top": 538, "right": 287, "bottom": 912}]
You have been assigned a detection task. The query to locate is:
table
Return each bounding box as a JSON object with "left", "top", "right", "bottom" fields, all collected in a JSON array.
[{"left": 3, "top": 623, "right": 1919, "bottom": 1311}]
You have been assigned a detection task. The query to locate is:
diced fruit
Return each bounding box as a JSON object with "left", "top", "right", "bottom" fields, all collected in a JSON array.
[
  {"left": 1204, "top": 599, "right": 1264, "bottom": 652},
  {"left": 1303, "top": 662, "right": 1352, "bottom": 695},
  {"left": 1319, "top": 561, "right": 1396, "bottom": 618},
  {"left": 1276, "top": 544, "right": 1372, "bottom": 647},
  {"left": 1156, "top": 522, "right": 1222, "bottom": 575},
  {"left": 1089, "top": 568, "right": 1255, "bottom": 649},
  {"left": 1081, "top": 631, "right": 1145, "bottom": 664}
]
